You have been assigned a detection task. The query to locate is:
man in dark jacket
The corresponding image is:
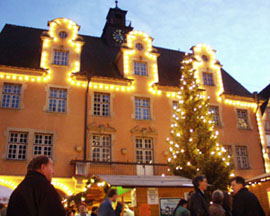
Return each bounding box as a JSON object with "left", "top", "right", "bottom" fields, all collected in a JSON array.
[
  {"left": 188, "top": 175, "right": 209, "bottom": 216},
  {"left": 7, "top": 155, "right": 66, "bottom": 216},
  {"left": 231, "top": 176, "right": 265, "bottom": 216},
  {"left": 98, "top": 189, "right": 118, "bottom": 216}
]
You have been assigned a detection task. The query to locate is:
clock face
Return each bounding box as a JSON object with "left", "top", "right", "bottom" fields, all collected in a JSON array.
[{"left": 112, "top": 29, "right": 125, "bottom": 43}]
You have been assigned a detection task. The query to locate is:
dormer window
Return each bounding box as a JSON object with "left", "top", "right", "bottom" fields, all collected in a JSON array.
[
  {"left": 134, "top": 62, "right": 147, "bottom": 76},
  {"left": 59, "top": 31, "right": 68, "bottom": 39},
  {"left": 53, "top": 50, "right": 69, "bottom": 66},
  {"left": 203, "top": 72, "right": 214, "bottom": 86}
]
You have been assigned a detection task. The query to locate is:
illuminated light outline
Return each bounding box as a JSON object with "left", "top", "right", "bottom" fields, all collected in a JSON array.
[
  {"left": 192, "top": 43, "right": 224, "bottom": 100},
  {"left": 122, "top": 30, "right": 159, "bottom": 94}
]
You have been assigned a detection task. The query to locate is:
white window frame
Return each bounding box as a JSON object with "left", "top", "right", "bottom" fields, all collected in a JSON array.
[
  {"left": 134, "top": 61, "right": 147, "bottom": 76},
  {"left": 53, "top": 50, "right": 69, "bottom": 66},
  {"left": 33, "top": 133, "right": 53, "bottom": 157},
  {"left": 135, "top": 97, "right": 151, "bottom": 120},
  {"left": 135, "top": 137, "right": 154, "bottom": 164},
  {"left": 237, "top": 109, "right": 249, "bottom": 129},
  {"left": 203, "top": 72, "right": 215, "bottom": 86},
  {"left": 1, "top": 83, "right": 22, "bottom": 109},
  {"left": 91, "top": 134, "right": 111, "bottom": 162},
  {"left": 209, "top": 106, "right": 221, "bottom": 127},
  {"left": 235, "top": 146, "right": 250, "bottom": 169},
  {"left": 93, "top": 92, "right": 110, "bottom": 117},
  {"left": 7, "top": 131, "right": 28, "bottom": 160},
  {"left": 48, "top": 88, "right": 67, "bottom": 113}
]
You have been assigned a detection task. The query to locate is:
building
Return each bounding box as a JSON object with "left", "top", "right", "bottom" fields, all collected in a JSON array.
[
  {"left": 0, "top": 4, "right": 268, "bottom": 215},
  {"left": 245, "top": 84, "right": 270, "bottom": 214}
]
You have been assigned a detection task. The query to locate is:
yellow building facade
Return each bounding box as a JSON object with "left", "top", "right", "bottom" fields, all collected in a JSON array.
[{"left": 0, "top": 5, "right": 268, "bottom": 214}]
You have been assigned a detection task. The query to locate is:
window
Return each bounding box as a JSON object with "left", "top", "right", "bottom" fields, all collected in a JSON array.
[
  {"left": 33, "top": 134, "right": 53, "bottom": 157},
  {"left": 236, "top": 146, "right": 249, "bottom": 169},
  {"left": 203, "top": 72, "right": 214, "bottom": 86},
  {"left": 53, "top": 50, "right": 69, "bottom": 66},
  {"left": 7, "top": 132, "right": 28, "bottom": 160},
  {"left": 266, "top": 121, "right": 270, "bottom": 131},
  {"left": 92, "top": 134, "right": 111, "bottom": 162},
  {"left": 135, "top": 43, "right": 144, "bottom": 51},
  {"left": 59, "top": 31, "right": 68, "bottom": 39},
  {"left": 136, "top": 138, "right": 153, "bottom": 164},
  {"left": 135, "top": 97, "right": 150, "bottom": 120},
  {"left": 209, "top": 106, "right": 221, "bottom": 126},
  {"left": 237, "top": 109, "right": 249, "bottom": 129},
  {"left": 1, "top": 83, "right": 22, "bottom": 109},
  {"left": 93, "top": 93, "right": 110, "bottom": 116},
  {"left": 134, "top": 62, "right": 147, "bottom": 76},
  {"left": 173, "top": 101, "right": 178, "bottom": 110},
  {"left": 48, "top": 88, "right": 67, "bottom": 113},
  {"left": 224, "top": 145, "right": 232, "bottom": 156}
]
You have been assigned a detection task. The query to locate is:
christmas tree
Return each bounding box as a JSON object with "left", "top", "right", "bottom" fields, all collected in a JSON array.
[{"left": 167, "top": 51, "right": 233, "bottom": 190}]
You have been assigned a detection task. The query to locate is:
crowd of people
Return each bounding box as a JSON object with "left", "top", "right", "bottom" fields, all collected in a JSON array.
[
  {"left": 2, "top": 155, "right": 268, "bottom": 216},
  {"left": 173, "top": 175, "right": 265, "bottom": 216}
]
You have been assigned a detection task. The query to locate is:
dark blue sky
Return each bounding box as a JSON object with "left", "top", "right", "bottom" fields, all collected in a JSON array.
[{"left": 0, "top": 0, "right": 269, "bottom": 92}]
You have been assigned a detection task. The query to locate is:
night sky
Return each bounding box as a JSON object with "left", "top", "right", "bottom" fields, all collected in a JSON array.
[{"left": 0, "top": 0, "right": 269, "bottom": 92}]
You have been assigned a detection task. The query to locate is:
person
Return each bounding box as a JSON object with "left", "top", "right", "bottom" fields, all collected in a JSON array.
[
  {"left": 67, "top": 209, "right": 76, "bottom": 216},
  {"left": 0, "top": 203, "right": 7, "bottom": 216},
  {"left": 6, "top": 155, "right": 66, "bottom": 216},
  {"left": 230, "top": 176, "right": 265, "bottom": 216},
  {"left": 76, "top": 202, "right": 89, "bottom": 216},
  {"left": 98, "top": 189, "right": 118, "bottom": 216},
  {"left": 90, "top": 206, "right": 98, "bottom": 216},
  {"left": 173, "top": 199, "right": 190, "bottom": 216},
  {"left": 115, "top": 202, "right": 123, "bottom": 216},
  {"left": 188, "top": 175, "right": 209, "bottom": 216},
  {"left": 209, "top": 190, "right": 225, "bottom": 216},
  {"left": 222, "top": 192, "right": 232, "bottom": 216}
]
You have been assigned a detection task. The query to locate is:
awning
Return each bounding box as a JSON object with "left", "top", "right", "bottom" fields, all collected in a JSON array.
[{"left": 97, "top": 175, "right": 193, "bottom": 188}]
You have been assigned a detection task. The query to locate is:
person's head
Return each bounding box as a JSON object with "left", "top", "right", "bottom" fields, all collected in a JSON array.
[
  {"left": 78, "top": 202, "right": 87, "bottom": 213},
  {"left": 230, "top": 176, "right": 245, "bottom": 194},
  {"left": 193, "top": 176, "right": 208, "bottom": 191},
  {"left": 27, "top": 155, "right": 54, "bottom": 182},
  {"left": 212, "top": 190, "right": 224, "bottom": 205},
  {"left": 91, "top": 206, "right": 98, "bottom": 214},
  {"left": 0, "top": 203, "right": 4, "bottom": 210},
  {"left": 178, "top": 199, "right": 188, "bottom": 208},
  {"left": 107, "top": 189, "right": 118, "bottom": 202},
  {"left": 67, "top": 209, "right": 75, "bottom": 216}
]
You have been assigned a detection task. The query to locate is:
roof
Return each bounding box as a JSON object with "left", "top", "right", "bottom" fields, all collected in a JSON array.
[
  {"left": 0, "top": 24, "right": 254, "bottom": 98},
  {"left": 246, "top": 172, "right": 270, "bottom": 182},
  {"left": 259, "top": 84, "right": 270, "bottom": 114},
  {"left": 97, "top": 175, "right": 193, "bottom": 187}
]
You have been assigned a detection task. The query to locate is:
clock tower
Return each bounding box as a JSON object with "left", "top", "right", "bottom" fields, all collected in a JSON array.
[{"left": 101, "top": 2, "right": 133, "bottom": 46}]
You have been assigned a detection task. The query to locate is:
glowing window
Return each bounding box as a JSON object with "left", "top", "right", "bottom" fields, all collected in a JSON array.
[{"left": 237, "top": 109, "right": 249, "bottom": 129}]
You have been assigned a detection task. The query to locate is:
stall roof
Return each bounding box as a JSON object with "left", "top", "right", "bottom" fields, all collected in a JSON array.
[{"left": 97, "top": 175, "right": 193, "bottom": 187}]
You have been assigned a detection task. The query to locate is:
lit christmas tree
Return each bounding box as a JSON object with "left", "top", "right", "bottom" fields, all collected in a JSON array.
[{"left": 167, "top": 49, "right": 233, "bottom": 190}]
